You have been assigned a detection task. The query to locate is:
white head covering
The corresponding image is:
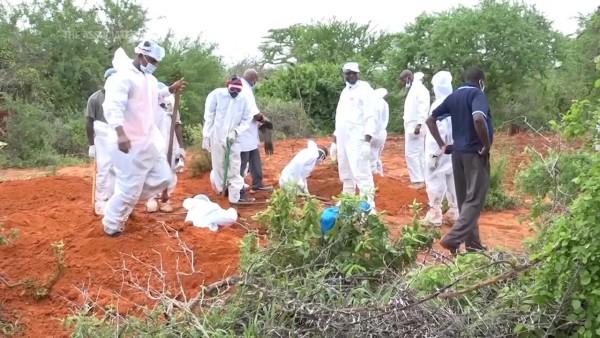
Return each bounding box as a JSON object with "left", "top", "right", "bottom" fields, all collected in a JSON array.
[
  {"left": 414, "top": 72, "right": 425, "bottom": 82},
  {"left": 134, "top": 40, "right": 166, "bottom": 62},
  {"left": 431, "top": 71, "right": 453, "bottom": 100},
  {"left": 374, "top": 88, "right": 388, "bottom": 98},
  {"left": 342, "top": 62, "right": 360, "bottom": 73}
]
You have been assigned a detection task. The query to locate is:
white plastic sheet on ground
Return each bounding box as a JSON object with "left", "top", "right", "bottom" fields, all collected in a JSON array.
[{"left": 182, "top": 194, "right": 238, "bottom": 232}]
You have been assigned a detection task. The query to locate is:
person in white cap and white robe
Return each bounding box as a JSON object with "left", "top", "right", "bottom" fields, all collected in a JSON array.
[
  {"left": 329, "top": 62, "right": 377, "bottom": 210},
  {"left": 400, "top": 69, "right": 430, "bottom": 190},
  {"left": 99, "top": 40, "right": 186, "bottom": 237},
  {"left": 203, "top": 75, "right": 254, "bottom": 204},
  {"left": 370, "top": 87, "right": 389, "bottom": 176},
  {"left": 423, "top": 70, "right": 459, "bottom": 226}
]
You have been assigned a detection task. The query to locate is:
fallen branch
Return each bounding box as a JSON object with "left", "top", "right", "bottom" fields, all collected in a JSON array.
[
  {"left": 188, "top": 275, "right": 241, "bottom": 312},
  {"left": 438, "top": 258, "right": 541, "bottom": 299}
]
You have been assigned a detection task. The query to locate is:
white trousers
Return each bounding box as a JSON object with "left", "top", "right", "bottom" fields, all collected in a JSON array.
[
  {"left": 337, "top": 123, "right": 376, "bottom": 208},
  {"left": 370, "top": 132, "right": 386, "bottom": 176},
  {"left": 425, "top": 157, "right": 458, "bottom": 211},
  {"left": 209, "top": 138, "right": 244, "bottom": 203},
  {"left": 93, "top": 133, "right": 116, "bottom": 207},
  {"left": 404, "top": 122, "right": 425, "bottom": 183},
  {"left": 102, "top": 141, "right": 173, "bottom": 235}
]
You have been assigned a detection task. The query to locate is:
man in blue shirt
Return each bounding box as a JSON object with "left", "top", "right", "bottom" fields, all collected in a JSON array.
[{"left": 426, "top": 66, "right": 492, "bottom": 255}]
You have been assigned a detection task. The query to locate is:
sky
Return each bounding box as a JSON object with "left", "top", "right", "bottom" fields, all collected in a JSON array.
[{"left": 7, "top": 0, "right": 599, "bottom": 66}]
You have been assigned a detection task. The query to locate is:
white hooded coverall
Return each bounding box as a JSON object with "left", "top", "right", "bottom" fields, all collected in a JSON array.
[
  {"left": 403, "top": 72, "right": 430, "bottom": 184},
  {"left": 279, "top": 140, "right": 321, "bottom": 194},
  {"left": 334, "top": 80, "right": 377, "bottom": 208},
  {"left": 88, "top": 90, "right": 116, "bottom": 215},
  {"left": 424, "top": 71, "right": 458, "bottom": 225},
  {"left": 370, "top": 88, "right": 389, "bottom": 176},
  {"left": 204, "top": 88, "right": 253, "bottom": 203},
  {"left": 100, "top": 47, "right": 174, "bottom": 235}
]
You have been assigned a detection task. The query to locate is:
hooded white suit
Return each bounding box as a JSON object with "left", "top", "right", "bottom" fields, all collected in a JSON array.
[
  {"left": 403, "top": 72, "right": 430, "bottom": 184},
  {"left": 279, "top": 140, "right": 321, "bottom": 194},
  {"left": 370, "top": 88, "right": 389, "bottom": 176},
  {"left": 334, "top": 75, "right": 377, "bottom": 209},
  {"left": 424, "top": 71, "right": 458, "bottom": 225},
  {"left": 99, "top": 45, "right": 174, "bottom": 236},
  {"left": 203, "top": 88, "right": 253, "bottom": 203}
]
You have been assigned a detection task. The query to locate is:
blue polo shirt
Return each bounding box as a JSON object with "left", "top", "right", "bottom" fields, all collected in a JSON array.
[{"left": 432, "top": 83, "right": 493, "bottom": 153}]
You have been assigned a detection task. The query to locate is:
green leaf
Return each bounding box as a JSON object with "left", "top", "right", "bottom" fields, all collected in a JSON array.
[{"left": 572, "top": 299, "right": 582, "bottom": 311}]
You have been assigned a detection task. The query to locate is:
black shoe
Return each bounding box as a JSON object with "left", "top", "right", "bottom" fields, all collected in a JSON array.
[
  {"left": 250, "top": 185, "right": 273, "bottom": 193},
  {"left": 106, "top": 231, "right": 123, "bottom": 238}
]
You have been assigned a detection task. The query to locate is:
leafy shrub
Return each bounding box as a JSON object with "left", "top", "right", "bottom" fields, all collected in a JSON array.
[
  {"left": 0, "top": 98, "right": 86, "bottom": 167},
  {"left": 255, "top": 97, "right": 314, "bottom": 139},
  {"left": 484, "top": 154, "right": 517, "bottom": 210},
  {"left": 516, "top": 148, "right": 593, "bottom": 206},
  {"left": 184, "top": 124, "right": 212, "bottom": 178}
]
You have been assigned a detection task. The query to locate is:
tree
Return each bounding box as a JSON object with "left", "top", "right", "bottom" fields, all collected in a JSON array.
[
  {"left": 259, "top": 17, "right": 395, "bottom": 68},
  {"left": 256, "top": 62, "right": 382, "bottom": 132},
  {"left": 156, "top": 31, "right": 226, "bottom": 128},
  {"left": 385, "top": 0, "right": 560, "bottom": 95}
]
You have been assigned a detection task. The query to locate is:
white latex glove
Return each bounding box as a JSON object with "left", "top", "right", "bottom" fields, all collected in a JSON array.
[
  {"left": 202, "top": 138, "right": 211, "bottom": 152},
  {"left": 427, "top": 154, "right": 439, "bottom": 170},
  {"left": 226, "top": 130, "right": 237, "bottom": 145},
  {"left": 88, "top": 145, "right": 95, "bottom": 159},
  {"left": 360, "top": 141, "right": 371, "bottom": 160},
  {"left": 330, "top": 143, "right": 337, "bottom": 161},
  {"left": 178, "top": 148, "right": 186, "bottom": 158}
]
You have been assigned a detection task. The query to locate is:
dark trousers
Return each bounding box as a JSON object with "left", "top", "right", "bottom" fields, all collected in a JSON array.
[
  {"left": 240, "top": 148, "right": 264, "bottom": 190},
  {"left": 443, "top": 152, "right": 490, "bottom": 251}
]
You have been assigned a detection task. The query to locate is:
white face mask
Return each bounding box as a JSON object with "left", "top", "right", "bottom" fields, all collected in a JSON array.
[
  {"left": 405, "top": 81, "right": 411, "bottom": 88},
  {"left": 141, "top": 55, "right": 157, "bottom": 74},
  {"left": 479, "top": 80, "right": 485, "bottom": 92}
]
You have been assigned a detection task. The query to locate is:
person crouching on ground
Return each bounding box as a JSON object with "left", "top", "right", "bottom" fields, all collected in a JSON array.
[{"left": 279, "top": 140, "right": 328, "bottom": 195}]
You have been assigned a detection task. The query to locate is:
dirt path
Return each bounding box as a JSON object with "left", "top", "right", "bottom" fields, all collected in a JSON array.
[{"left": 0, "top": 132, "right": 547, "bottom": 336}]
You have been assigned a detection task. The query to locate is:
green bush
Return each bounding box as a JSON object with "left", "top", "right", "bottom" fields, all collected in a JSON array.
[
  {"left": 256, "top": 97, "right": 314, "bottom": 139},
  {"left": 484, "top": 154, "right": 517, "bottom": 210},
  {"left": 0, "top": 98, "right": 86, "bottom": 168}
]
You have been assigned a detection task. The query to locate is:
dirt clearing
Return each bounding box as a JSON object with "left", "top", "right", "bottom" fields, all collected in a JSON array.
[{"left": 0, "top": 132, "right": 548, "bottom": 336}]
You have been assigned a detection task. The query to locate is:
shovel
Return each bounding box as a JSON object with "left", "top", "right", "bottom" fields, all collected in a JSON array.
[
  {"left": 220, "top": 140, "right": 232, "bottom": 198},
  {"left": 161, "top": 88, "right": 181, "bottom": 203}
]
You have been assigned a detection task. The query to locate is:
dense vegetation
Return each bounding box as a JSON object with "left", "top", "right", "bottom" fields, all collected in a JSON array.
[{"left": 1, "top": 0, "right": 600, "bottom": 336}]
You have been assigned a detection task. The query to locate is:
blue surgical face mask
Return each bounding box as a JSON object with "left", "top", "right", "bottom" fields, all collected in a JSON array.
[{"left": 141, "top": 55, "right": 157, "bottom": 74}]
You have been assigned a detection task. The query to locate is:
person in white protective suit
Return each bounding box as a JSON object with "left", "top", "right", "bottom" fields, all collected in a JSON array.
[
  {"left": 87, "top": 67, "right": 117, "bottom": 215},
  {"left": 370, "top": 88, "right": 390, "bottom": 177},
  {"left": 400, "top": 69, "right": 430, "bottom": 190},
  {"left": 422, "top": 71, "right": 459, "bottom": 226},
  {"left": 203, "top": 75, "right": 254, "bottom": 204},
  {"left": 329, "top": 62, "right": 377, "bottom": 210},
  {"left": 145, "top": 82, "right": 186, "bottom": 213},
  {"left": 279, "top": 140, "right": 328, "bottom": 195},
  {"left": 99, "top": 40, "right": 186, "bottom": 237}
]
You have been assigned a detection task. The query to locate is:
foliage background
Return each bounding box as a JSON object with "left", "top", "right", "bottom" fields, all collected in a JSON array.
[{"left": 0, "top": 0, "right": 598, "bottom": 167}]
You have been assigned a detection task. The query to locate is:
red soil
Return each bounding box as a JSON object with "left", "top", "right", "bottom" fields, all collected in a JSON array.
[{"left": 0, "top": 132, "right": 554, "bottom": 336}]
